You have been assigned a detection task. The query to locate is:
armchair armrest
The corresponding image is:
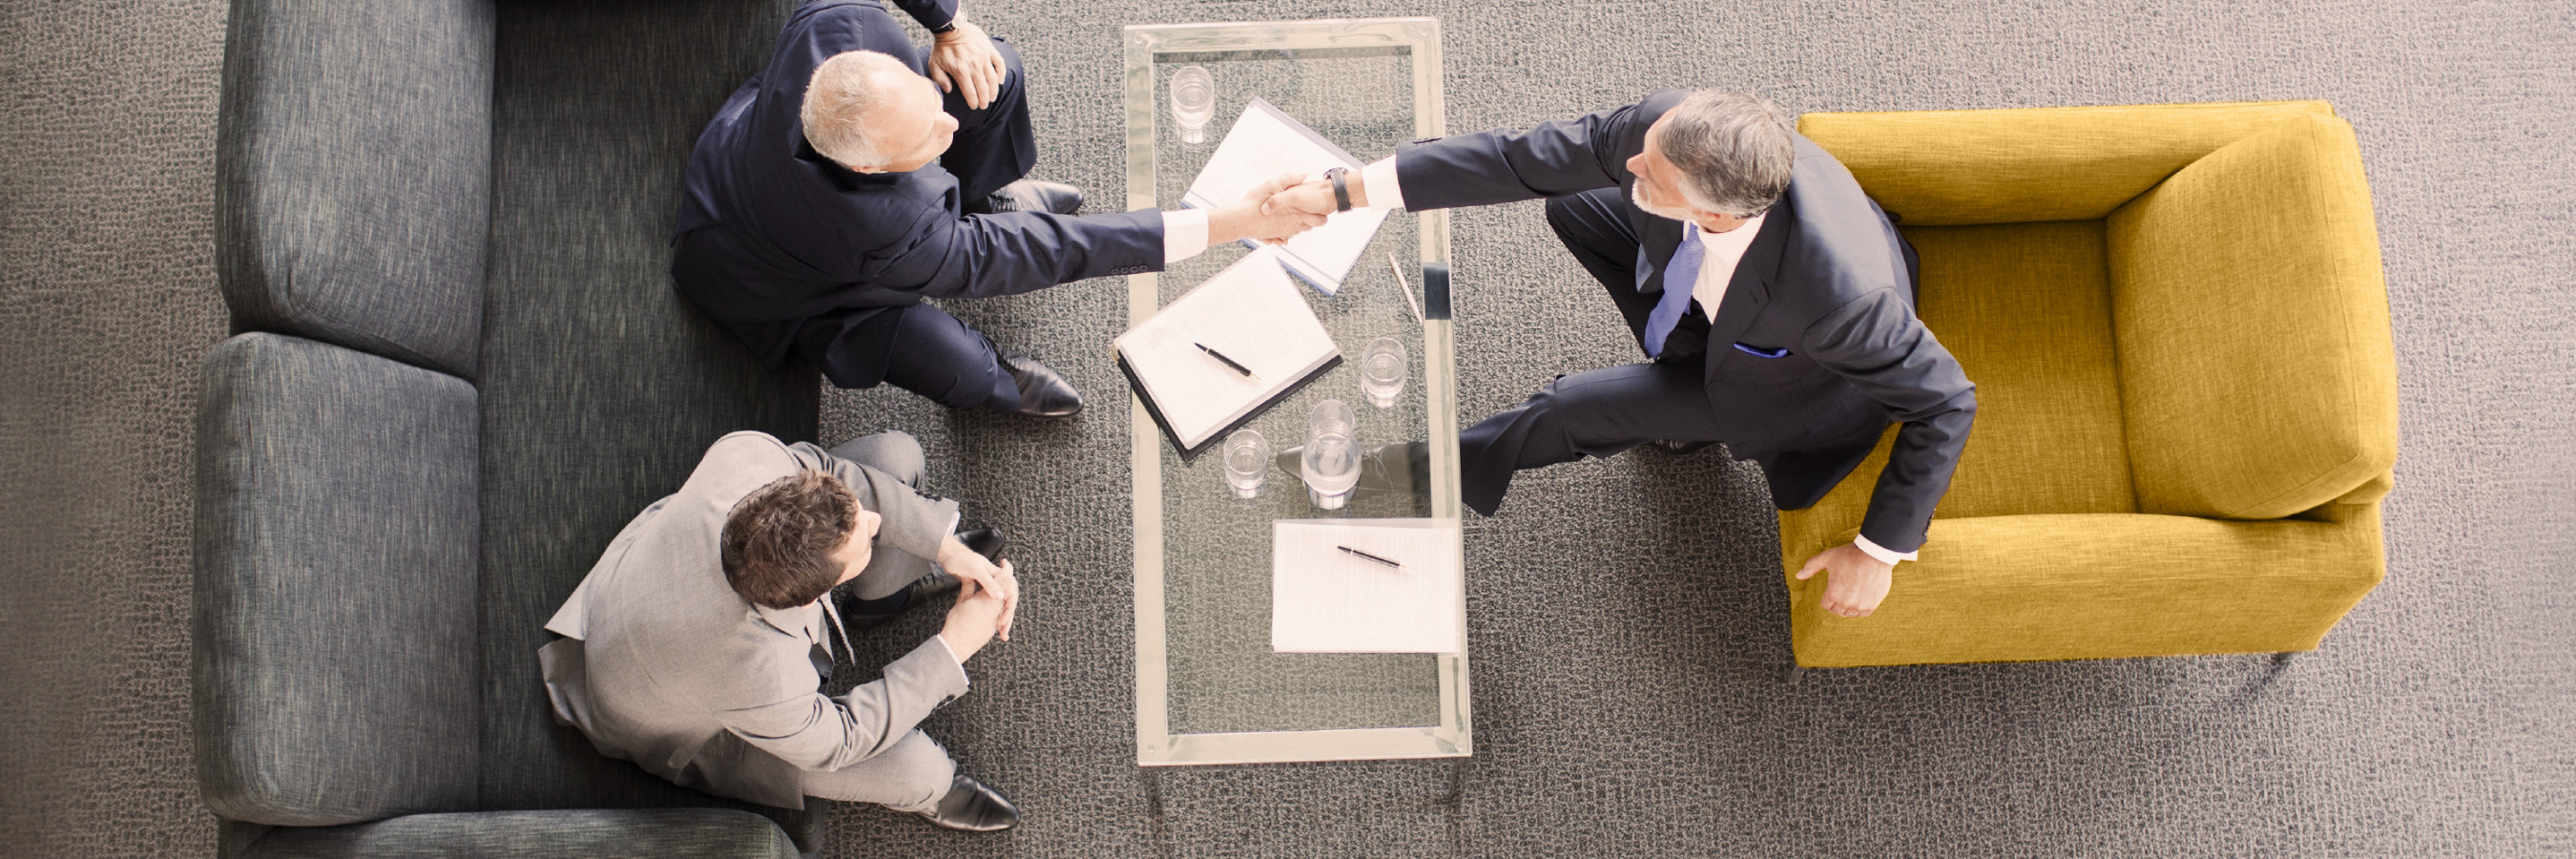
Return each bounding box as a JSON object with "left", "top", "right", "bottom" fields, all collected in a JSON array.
[
  {"left": 239, "top": 809, "right": 800, "bottom": 859},
  {"left": 2107, "top": 113, "right": 2398, "bottom": 519}
]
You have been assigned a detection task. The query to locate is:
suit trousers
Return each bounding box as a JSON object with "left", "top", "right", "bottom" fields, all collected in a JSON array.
[
  {"left": 797, "top": 430, "right": 961, "bottom": 811},
  {"left": 1459, "top": 189, "right": 1732, "bottom": 516}
]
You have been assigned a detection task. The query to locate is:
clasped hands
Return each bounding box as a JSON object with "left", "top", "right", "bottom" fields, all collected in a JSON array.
[
  {"left": 1203, "top": 172, "right": 1364, "bottom": 245},
  {"left": 935, "top": 536, "right": 1018, "bottom": 661}
]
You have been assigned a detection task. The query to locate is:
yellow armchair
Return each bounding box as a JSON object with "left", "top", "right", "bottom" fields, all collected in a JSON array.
[{"left": 1780, "top": 101, "right": 2398, "bottom": 667}]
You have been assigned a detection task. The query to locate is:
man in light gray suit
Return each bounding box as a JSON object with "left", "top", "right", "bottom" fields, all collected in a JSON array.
[{"left": 539, "top": 430, "right": 1027, "bottom": 831}]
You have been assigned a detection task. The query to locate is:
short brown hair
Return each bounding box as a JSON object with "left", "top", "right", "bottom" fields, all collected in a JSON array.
[{"left": 720, "top": 470, "right": 859, "bottom": 609}]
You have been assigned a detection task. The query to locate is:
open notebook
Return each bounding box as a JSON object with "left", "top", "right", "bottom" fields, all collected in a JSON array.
[
  {"left": 1115, "top": 246, "right": 1342, "bottom": 459},
  {"left": 1183, "top": 97, "right": 1393, "bottom": 296},
  {"left": 1272, "top": 518, "right": 1465, "bottom": 654}
]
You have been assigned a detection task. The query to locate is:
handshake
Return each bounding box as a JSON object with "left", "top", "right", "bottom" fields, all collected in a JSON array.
[{"left": 1202, "top": 172, "right": 1365, "bottom": 246}]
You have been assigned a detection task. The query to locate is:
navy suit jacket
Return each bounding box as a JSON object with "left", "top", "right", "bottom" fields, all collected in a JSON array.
[
  {"left": 1397, "top": 90, "right": 1976, "bottom": 553},
  {"left": 671, "top": 0, "right": 1162, "bottom": 376}
]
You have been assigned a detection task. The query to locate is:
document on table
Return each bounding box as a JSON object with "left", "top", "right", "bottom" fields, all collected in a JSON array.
[
  {"left": 1272, "top": 518, "right": 1464, "bottom": 654},
  {"left": 1113, "top": 246, "right": 1342, "bottom": 457},
  {"left": 1183, "top": 97, "right": 1393, "bottom": 296}
]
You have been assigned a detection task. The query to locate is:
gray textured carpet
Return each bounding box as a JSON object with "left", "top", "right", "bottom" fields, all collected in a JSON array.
[{"left": 5, "top": 0, "right": 2572, "bottom": 856}]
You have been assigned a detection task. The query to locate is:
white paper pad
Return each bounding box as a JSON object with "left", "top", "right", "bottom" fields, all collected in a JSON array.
[
  {"left": 1115, "top": 246, "right": 1340, "bottom": 451},
  {"left": 1184, "top": 97, "right": 1393, "bottom": 296},
  {"left": 1271, "top": 518, "right": 1464, "bottom": 654}
]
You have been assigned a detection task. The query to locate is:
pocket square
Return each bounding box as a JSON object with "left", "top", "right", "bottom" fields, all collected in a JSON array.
[{"left": 1733, "top": 343, "right": 1792, "bottom": 359}]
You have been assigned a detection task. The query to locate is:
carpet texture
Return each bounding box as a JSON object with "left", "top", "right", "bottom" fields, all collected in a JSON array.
[{"left": 4, "top": 0, "right": 2571, "bottom": 856}]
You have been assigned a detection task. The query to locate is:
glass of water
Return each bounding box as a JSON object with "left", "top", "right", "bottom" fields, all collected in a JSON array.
[
  {"left": 1170, "top": 65, "right": 1215, "bottom": 144},
  {"left": 1359, "top": 337, "right": 1406, "bottom": 409},
  {"left": 1300, "top": 399, "right": 1361, "bottom": 510},
  {"left": 1219, "top": 428, "right": 1269, "bottom": 498}
]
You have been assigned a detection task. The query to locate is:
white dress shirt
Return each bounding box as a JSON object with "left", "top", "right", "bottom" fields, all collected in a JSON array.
[{"left": 1358, "top": 156, "right": 1917, "bottom": 567}]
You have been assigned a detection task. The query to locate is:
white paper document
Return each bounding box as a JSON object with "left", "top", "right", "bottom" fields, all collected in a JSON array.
[
  {"left": 1271, "top": 518, "right": 1464, "bottom": 654},
  {"left": 1184, "top": 97, "right": 1393, "bottom": 296},
  {"left": 1114, "top": 246, "right": 1341, "bottom": 453}
]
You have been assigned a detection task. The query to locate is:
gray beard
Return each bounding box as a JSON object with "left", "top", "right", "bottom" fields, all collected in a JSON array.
[{"left": 1631, "top": 186, "right": 1696, "bottom": 224}]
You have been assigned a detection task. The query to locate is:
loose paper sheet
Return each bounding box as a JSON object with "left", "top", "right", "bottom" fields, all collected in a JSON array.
[
  {"left": 1272, "top": 518, "right": 1464, "bottom": 654},
  {"left": 1184, "top": 98, "right": 1393, "bottom": 296}
]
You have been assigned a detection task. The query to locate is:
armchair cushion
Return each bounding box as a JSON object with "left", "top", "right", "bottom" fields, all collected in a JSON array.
[
  {"left": 192, "top": 333, "right": 480, "bottom": 826},
  {"left": 2109, "top": 113, "right": 2398, "bottom": 520}
]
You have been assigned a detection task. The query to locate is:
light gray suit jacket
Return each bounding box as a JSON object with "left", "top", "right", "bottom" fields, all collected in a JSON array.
[{"left": 538, "top": 431, "right": 968, "bottom": 809}]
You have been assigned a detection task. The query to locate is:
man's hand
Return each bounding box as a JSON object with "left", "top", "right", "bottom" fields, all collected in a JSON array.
[
  {"left": 1261, "top": 178, "right": 1342, "bottom": 219},
  {"left": 924, "top": 18, "right": 1007, "bottom": 110},
  {"left": 1795, "top": 542, "right": 1895, "bottom": 618},
  {"left": 936, "top": 535, "right": 1016, "bottom": 639},
  {"left": 939, "top": 559, "right": 1018, "bottom": 661},
  {"left": 1207, "top": 172, "right": 1326, "bottom": 245}
]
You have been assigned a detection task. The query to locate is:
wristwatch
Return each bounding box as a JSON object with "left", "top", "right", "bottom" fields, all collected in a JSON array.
[
  {"left": 929, "top": 12, "right": 961, "bottom": 34},
  {"left": 1324, "top": 167, "right": 1352, "bottom": 213}
]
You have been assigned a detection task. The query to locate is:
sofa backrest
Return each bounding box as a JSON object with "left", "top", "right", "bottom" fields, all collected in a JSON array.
[{"left": 216, "top": 0, "right": 494, "bottom": 379}]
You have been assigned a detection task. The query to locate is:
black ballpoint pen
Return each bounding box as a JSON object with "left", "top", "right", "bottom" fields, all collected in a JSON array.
[
  {"left": 1337, "top": 545, "right": 1403, "bottom": 570},
  {"left": 1194, "top": 342, "right": 1260, "bottom": 381}
]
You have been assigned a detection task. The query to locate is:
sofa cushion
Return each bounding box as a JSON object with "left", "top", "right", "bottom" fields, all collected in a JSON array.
[
  {"left": 240, "top": 808, "right": 799, "bottom": 859},
  {"left": 192, "top": 333, "right": 480, "bottom": 827},
  {"left": 473, "top": 0, "right": 819, "bottom": 843},
  {"left": 217, "top": 0, "right": 494, "bottom": 377},
  {"left": 2109, "top": 113, "right": 2399, "bottom": 520}
]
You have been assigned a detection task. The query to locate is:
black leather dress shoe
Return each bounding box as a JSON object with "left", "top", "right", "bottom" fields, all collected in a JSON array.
[
  {"left": 839, "top": 567, "right": 960, "bottom": 633},
  {"left": 1651, "top": 439, "right": 1717, "bottom": 455},
  {"left": 1273, "top": 441, "right": 1429, "bottom": 497},
  {"left": 992, "top": 349, "right": 1083, "bottom": 418},
  {"left": 970, "top": 178, "right": 1083, "bottom": 216},
  {"left": 917, "top": 774, "right": 1020, "bottom": 832},
  {"left": 958, "top": 527, "right": 1005, "bottom": 562}
]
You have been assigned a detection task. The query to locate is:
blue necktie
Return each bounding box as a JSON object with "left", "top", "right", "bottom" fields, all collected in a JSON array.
[{"left": 1643, "top": 223, "right": 1703, "bottom": 359}]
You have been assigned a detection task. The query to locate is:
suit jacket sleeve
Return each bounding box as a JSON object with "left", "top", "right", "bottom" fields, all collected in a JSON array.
[
  {"left": 891, "top": 0, "right": 956, "bottom": 31},
  {"left": 788, "top": 441, "right": 959, "bottom": 562},
  {"left": 1801, "top": 288, "right": 1977, "bottom": 554},
  {"left": 860, "top": 204, "right": 1166, "bottom": 302},
  {"left": 1391, "top": 90, "right": 1685, "bottom": 211},
  {"left": 717, "top": 638, "right": 969, "bottom": 773}
]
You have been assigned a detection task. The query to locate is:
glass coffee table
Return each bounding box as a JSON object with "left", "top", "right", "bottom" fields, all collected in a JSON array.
[{"left": 1123, "top": 18, "right": 1467, "bottom": 765}]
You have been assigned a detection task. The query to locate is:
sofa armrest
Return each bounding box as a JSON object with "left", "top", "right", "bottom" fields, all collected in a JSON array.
[
  {"left": 238, "top": 809, "right": 801, "bottom": 859},
  {"left": 2107, "top": 113, "right": 2399, "bottom": 520},
  {"left": 194, "top": 334, "right": 481, "bottom": 826},
  {"left": 217, "top": 0, "right": 494, "bottom": 377},
  {"left": 1784, "top": 512, "right": 2385, "bottom": 667}
]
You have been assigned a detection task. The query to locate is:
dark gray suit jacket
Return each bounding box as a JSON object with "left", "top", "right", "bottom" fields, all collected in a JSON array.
[
  {"left": 538, "top": 431, "right": 966, "bottom": 809},
  {"left": 1396, "top": 90, "right": 1975, "bottom": 553}
]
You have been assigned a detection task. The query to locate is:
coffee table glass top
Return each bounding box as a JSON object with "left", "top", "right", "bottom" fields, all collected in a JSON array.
[{"left": 1123, "top": 18, "right": 1467, "bottom": 765}]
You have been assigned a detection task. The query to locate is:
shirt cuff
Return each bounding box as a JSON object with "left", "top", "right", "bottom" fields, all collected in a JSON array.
[
  {"left": 1161, "top": 208, "right": 1211, "bottom": 263},
  {"left": 1853, "top": 534, "right": 1919, "bottom": 565},
  {"left": 926, "top": 635, "right": 970, "bottom": 691},
  {"left": 1360, "top": 155, "right": 1404, "bottom": 211}
]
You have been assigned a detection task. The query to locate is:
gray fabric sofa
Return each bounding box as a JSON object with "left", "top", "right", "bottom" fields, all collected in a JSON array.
[{"left": 193, "top": 0, "right": 831, "bottom": 854}]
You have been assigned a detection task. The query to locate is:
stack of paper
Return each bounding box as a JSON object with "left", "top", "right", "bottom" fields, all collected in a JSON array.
[
  {"left": 1114, "top": 247, "right": 1342, "bottom": 456},
  {"left": 1271, "top": 518, "right": 1464, "bottom": 654},
  {"left": 1184, "top": 97, "right": 1394, "bottom": 296}
]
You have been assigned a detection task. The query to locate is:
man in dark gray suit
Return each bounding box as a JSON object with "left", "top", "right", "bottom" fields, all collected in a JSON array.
[
  {"left": 539, "top": 430, "right": 1028, "bottom": 831},
  {"left": 1268, "top": 90, "right": 1975, "bottom": 618}
]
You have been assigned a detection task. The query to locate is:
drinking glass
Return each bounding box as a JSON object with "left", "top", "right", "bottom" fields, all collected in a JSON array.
[
  {"left": 1220, "top": 429, "right": 1270, "bottom": 498},
  {"left": 1300, "top": 399, "right": 1361, "bottom": 509},
  {"left": 1359, "top": 337, "right": 1406, "bottom": 409},
  {"left": 1170, "top": 65, "right": 1215, "bottom": 144}
]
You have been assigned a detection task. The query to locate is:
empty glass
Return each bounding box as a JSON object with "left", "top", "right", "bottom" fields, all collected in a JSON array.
[
  {"left": 1300, "top": 399, "right": 1361, "bottom": 510},
  {"left": 1220, "top": 428, "right": 1270, "bottom": 498},
  {"left": 1359, "top": 337, "right": 1406, "bottom": 408},
  {"left": 1170, "top": 65, "right": 1215, "bottom": 144}
]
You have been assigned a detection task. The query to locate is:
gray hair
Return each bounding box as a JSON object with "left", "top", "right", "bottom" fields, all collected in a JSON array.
[
  {"left": 1656, "top": 91, "right": 1795, "bottom": 218},
  {"left": 800, "top": 51, "right": 915, "bottom": 170}
]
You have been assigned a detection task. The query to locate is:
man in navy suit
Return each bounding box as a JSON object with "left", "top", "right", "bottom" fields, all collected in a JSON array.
[
  {"left": 1269, "top": 91, "right": 1974, "bottom": 618},
  {"left": 674, "top": 0, "right": 1319, "bottom": 417}
]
